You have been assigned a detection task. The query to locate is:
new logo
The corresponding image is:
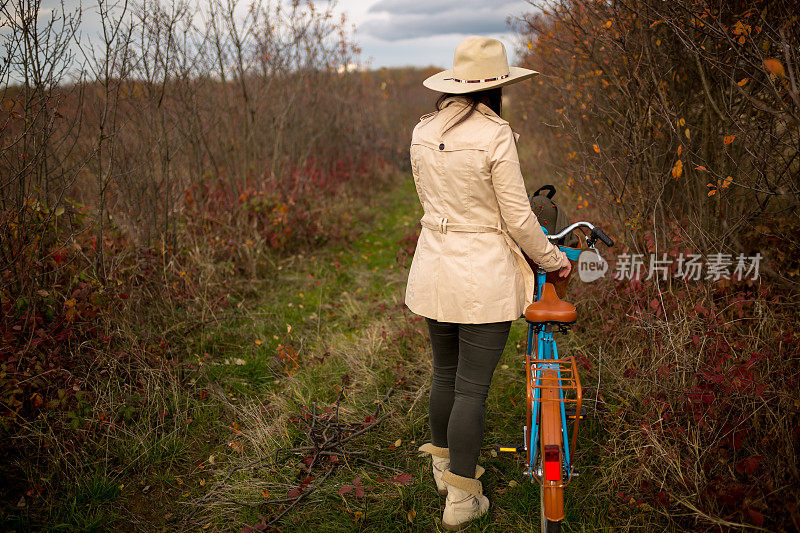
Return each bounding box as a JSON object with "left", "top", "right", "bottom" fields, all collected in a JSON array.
[{"left": 578, "top": 249, "right": 608, "bottom": 282}]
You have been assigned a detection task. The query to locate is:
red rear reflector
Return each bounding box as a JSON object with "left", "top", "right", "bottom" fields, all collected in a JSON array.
[{"left": 544, "top": 445, "right": 561, "bottom": 481}]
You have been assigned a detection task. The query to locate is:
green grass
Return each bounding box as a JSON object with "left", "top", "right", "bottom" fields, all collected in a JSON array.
[{"left": 4, "top": 472, "right": 122, "bottom": 533}]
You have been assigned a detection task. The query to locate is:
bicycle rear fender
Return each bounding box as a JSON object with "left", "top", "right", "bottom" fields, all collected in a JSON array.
[{"left": 540, "top": 368, "right": 565, "bottom": 522}]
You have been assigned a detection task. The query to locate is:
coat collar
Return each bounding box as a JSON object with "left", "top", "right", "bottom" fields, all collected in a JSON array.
[
  {"left": 441, "top": 94, "right": 504, "bottom": 121},
  {"left": 440, "top": 95, "right": 520, "bottom": 141}
]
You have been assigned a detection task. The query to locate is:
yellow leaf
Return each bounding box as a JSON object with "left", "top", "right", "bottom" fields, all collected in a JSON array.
[
  {"left": 677, "top": 145, "right": 682, "bottom": 156},
  {"left": 678, "top": 118, "right": 685, "bottom": 127},
  {"left": 684, "top": 128, "right": 691, "bottom": 139},
  {"left": 708, "top": 190, "right": 717, "bottom": 197},
  {"left": 720, "top": 176, "right": 733, "bottom": 188},
  {"left": 393, "top": 439, "right": 402, "bottom": 447},
  {"left": 527, "top": 42, "right": 533, "bottom": 50},
  {"left": 286, "top": 324, "right": 292, "bottom": 334},
  {"left": 763, "top": 58, "right": 786, "bottom": 78},
  {"left": 737, "top": 78, "right": 749, "bottom": 86},
  {"left": 671, "top": 160, "right": 683, "bottom": 179},
  {"left": 592, "top": 144, "right": 600, "bottom": 153},
  {"left": 254, "top": 339, "right": 262, "bottom": 345},
  {"left": 723, "top": 134, "right": 735, "bottom": 145},
  {"left": 732, "top": 21, "right": 750, "bottom": 36},
  {"left": 605, "top": 20, "right": 612, "bottom": 28}
]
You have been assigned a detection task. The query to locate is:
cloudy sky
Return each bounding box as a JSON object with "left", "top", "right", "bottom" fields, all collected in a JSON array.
[
  {"left": 11, "top": 0, "right": 534, "bottom": 70},
  {"left": 333, "top": 0, "right": 533, "bottom": 68}
]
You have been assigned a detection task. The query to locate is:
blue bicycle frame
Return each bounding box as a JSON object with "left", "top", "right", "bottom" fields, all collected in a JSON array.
[{"left": 525, "top": 239, "right": 582, "bottom": 481}]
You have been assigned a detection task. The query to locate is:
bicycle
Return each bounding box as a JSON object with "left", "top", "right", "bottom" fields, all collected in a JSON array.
[{"left": 498, "top": 221, "right": 614, "bottom": 532}]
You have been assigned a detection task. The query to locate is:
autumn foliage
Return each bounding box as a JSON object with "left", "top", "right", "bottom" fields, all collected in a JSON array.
[
  {"left": 516, "top": 0, "right": 799, "bottom": 250},
  {"left": 515, "top": 0, "right": 800, "bottom": 530},
  {"left": 0, "top": 0, "right": 431, "bottom": 517}
]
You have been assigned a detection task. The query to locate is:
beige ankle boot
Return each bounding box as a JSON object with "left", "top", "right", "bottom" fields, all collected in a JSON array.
[
  {"left": 417, "top": 443, "right": 450, "bottom": 496},
  {"left": 441, "top": 467, "right": 490, "bottom": 531}
]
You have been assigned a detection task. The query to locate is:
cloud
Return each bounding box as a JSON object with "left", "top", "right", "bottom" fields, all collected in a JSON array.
[
  {"left": 356, "top": 33, "right": 467, "bottom": 68},
  {"left": 367, "top": 0, "right": 519, "bottom": 15},
  {"left": 0, "top": 7, "right": 55, "bottom": 27},
  {"left": 361, "top": 5, "right": 529, "bottom": 41},
  {"left": 360, "top": 0, "right": 529, "bottom": 41}
]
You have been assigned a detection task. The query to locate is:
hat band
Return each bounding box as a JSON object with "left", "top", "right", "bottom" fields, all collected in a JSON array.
[{"left": 446, "top": 73, "right": 510, "bottom": 84}]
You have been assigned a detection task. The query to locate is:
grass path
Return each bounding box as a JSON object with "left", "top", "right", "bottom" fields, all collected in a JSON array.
[{"left": 121, "top": 174, "right": 614, "bottom": 532}]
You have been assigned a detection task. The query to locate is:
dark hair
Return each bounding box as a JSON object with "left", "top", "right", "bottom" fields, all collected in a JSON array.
[{"left": 435, "top": 87, "right": 503, "bottom": 133}]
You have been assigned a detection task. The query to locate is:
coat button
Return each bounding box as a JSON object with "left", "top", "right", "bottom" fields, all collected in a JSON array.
[{"left": 439, "top": 143, "right": 445, "bottom": 150}]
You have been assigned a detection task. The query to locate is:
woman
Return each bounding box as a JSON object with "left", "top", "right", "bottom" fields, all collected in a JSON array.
[{"left": 405, "top": 36, "right": 571, "bottom": 530}]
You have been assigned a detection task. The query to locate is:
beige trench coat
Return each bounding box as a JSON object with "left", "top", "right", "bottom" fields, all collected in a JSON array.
[{"left": 404, "top": 95, "right": 563, "bottom": 323}]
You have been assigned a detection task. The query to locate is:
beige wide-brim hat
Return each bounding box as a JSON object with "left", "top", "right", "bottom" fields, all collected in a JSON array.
[{"left": 423, "top": 35, "right": 538, "bottom": 94}]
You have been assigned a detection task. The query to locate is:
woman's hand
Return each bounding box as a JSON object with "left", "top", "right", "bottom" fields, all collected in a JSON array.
[{"left": 556, "top": 250, "right": 572, "bottom": 278}]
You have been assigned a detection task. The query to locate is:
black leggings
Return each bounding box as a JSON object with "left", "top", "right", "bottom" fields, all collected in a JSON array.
[{"left": 425, "top": 317, "right": 512, "bottom": 478}]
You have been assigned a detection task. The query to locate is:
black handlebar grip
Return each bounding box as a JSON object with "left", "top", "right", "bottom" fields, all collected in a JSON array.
[
  {"left": 593, "top": 227, "right": 614, "bottom": 247},
  {"left": 532, "top": 184, "right": 556, "bottom": 199}
]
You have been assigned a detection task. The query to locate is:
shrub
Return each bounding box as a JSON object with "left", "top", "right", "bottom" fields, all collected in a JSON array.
[
  {"left": 0, "top": 0, "right": 430, "bottom": 518},
  {"left": 513, "top": 1, "right": 800, "bottom": 529},
  {"left": 515, "top": 0, "right": 799, "bottom": 253}
]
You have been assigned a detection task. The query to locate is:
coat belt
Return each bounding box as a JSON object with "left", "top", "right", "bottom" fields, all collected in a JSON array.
[
  {"left": 419, "top": 216, "right": 536, "bottom": 308},
  {"left": 419, "top": 217, "right": 503, "bottom": 235}
]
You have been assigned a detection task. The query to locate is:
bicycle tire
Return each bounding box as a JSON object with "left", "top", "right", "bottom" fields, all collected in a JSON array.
[
  {"left": 541, "top": 488, "right": 562, "bottom": 533},
  {"left": 539, "top": 367, "right": 565, "bottom": 526}
]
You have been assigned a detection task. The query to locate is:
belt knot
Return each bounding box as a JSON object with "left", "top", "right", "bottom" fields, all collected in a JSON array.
[{"left": 439, "top": 217, "right": 448, "bottom": 234}]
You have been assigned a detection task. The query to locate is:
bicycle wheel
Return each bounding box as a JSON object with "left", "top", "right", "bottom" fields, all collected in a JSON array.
[
  {"left": 539, "top": 367, "right": 564, "bottom": 530},
  {"left": 525, "top": 330, "right": 534, "bottom": 466},
  {"left": 541, "top": 486, "right": 561, "bottom": 533}
]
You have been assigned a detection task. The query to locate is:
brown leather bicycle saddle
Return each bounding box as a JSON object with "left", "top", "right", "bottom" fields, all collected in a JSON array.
[{"left": 524, "top": 282, "right": 577, "bottom": 324}]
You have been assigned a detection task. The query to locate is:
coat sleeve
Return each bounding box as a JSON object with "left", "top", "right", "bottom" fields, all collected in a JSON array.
[
  {"left": 488, "top": 124, "right": 563, "bottom": 272},
  {"left": 409, "top": 135, "right": 425, "bottom": 206}
]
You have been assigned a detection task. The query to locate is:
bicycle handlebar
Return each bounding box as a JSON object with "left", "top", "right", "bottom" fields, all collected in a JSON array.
[
  {"left": 592, "top": 227, "right": 614, "bottom": 247},
  {"left": 546, "top": 221, "right": 614, "bottom": 247}
]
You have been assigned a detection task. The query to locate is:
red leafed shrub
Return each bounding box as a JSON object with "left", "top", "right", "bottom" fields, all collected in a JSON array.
[
  {"left": 0, "top": 196, "right": 221, "bottom": 430},
  {"left": 569, "top": 242, "right": 800, "bottom": 530},
  {"left": 184, "top": 153, "right": 390, "bottom": 254}
]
